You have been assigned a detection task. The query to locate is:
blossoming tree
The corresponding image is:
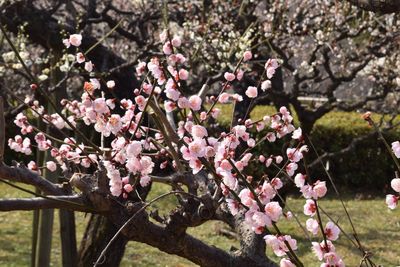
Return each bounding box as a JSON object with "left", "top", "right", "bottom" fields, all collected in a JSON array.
[
  {"left": 0, "top": 1, "right": 399, "bottom": 267},
  {"left": 2, "top": 25, "right": 384, "bottom": 266}
]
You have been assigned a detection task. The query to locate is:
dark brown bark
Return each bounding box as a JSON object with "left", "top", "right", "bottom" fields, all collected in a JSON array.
[
  {"left": 345, "top": 0, "right": 400, "bottom": 13},
  {"left": 78, "top": 214, "right": 128, "bottom": 267}
]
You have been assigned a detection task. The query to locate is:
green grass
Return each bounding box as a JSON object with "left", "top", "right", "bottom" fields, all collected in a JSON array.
[{"left": 1, "top": 182, "right": 400, "bottom": 266}]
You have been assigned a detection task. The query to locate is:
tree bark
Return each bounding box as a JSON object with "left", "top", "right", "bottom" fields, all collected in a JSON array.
[
  {"left": 344, "top": 0, "right": 400, "bottom": 13},
  {"left": 78, "top": 214, "right": 128, "bottom": 267}
]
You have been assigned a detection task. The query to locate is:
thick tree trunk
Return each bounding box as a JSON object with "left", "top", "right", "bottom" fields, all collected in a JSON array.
[{"left": 78, "top": 214, "right": 128, "bottom": 267}]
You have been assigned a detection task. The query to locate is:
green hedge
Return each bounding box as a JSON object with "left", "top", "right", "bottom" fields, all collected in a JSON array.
[{"left": 309, "top": 111, "right": 399, "bottom": 191}]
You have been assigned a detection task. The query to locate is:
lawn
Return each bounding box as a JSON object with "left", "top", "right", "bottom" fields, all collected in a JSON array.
[{"left": 0, "top": 182, "right": 400, "bottom": 267}]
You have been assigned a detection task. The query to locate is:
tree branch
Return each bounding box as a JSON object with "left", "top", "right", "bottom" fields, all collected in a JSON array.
[
  {"left": 0, "top": 163, "right": 63, "bottom": 195},
  {"left": 0, "top": 196, "right": 90, "bottom": 212}
]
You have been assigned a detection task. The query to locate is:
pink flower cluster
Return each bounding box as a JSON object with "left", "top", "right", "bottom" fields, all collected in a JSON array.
[{"left": 386, "top": 141, "right": 400, "bottom": 209}]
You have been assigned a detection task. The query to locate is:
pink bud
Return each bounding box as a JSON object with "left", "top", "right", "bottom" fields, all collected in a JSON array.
[
  {"left": 124, "top": 184, "right": 134, "bottom": 193},
  {"left": 224, "top": 72, "right": 235, "bottom": 82},
  {"left": 243, "top": 51, "right": 252, "bottom": 61}
]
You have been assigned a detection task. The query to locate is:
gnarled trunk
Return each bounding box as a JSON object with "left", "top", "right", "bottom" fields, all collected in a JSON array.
[{"left": 78, "top": 215, "right": 128, "bottom": 267}]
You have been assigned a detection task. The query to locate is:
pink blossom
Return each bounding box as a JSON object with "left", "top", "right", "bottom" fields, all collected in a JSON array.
[
  {"left": 313, "top": 180, "right": 327, "bottom": 199},
  {"left": 292, "top": 128, "right": 302, "bottom": 140},
  {"left": 256, "top": 122, "right": 265, "bottom": 132},
  {"left": 200, "top": 111, "right": 207, "bottom": 121},
  {"left": 224, "top": 72, "right": 235, "bottom": 82},
  {"left": 63, "top": 39, "right": 71, "bottom": 48},
  {"left": 219, "top": 159, "right": 233, "bottom": 170},
  {"left": 325, "top": 221, "right": 340, "bottom": 241},
  {"left": 236, "top": 69, "right": 244, "bottom": 81},
  {"left": 264, "top": 235, "right": 297, "bottom": 257},
  {"left": 163, "top": 42, "right": 172, "bottom": 55},
  {"left": 391, "top": 178, "right": 400, "bottom": 193},
  {"left": 84, "top": 61, "right": 93, "bottom": 72},
  {"left": 250, "top": 211, "right": 271, "bottom": 233},
  {"left": 239, "top": 188, "right": 256, "bottom": 207},
  {"left": 171, "top": 36, "right": 182, "bottom": 47},
  {"left": 122, "top": 176, "right": 130, "bottom": 184},
  {"left": 392, "top": 141, "right": 400, "bottom": 158},
  {"left": 286, "top": 148, "right": 303, "bottom": 162},
  {"left": 265, "top": 157, "right": 273, "bottom": 167},
  {"left": 259, "top": 182, "right": 276, "bottom": 203},
  {"left": 140, "top": 156, "right": 154, "bottom": 175},
  {"left": 159, "top": 30, "right": 167, "bottom": 42},
  {"left": 294, "top": 173, "right": 306, "bottom": 188},
  {"left": 165, "top": 85, "right": 181, "bottom": 101},
  {"left": 264, "top": 202, "right": 282, "bottom": 222},
  {"left": 243, "top": 51, "right": 252, "bottom": 61},
  {"left": 226, "top": 199, "right": 240, "bottom": 216},
  {"left": 136, "top": 61, "right": 147, "bottom": 76},
  {"left": 106, "top": 80, "right": 115, "bottom": 88},
  {"left": 266, "top": 132, "right": 276, "bottom": 142},
  {"left": 247, "top": 138, "right": 255, "bottom": 147},
  {"left": 261, "top": 80, "right": 271, "bottom": 91},
  {"left": 189, "top": 159, "right": 203, "bottom": 174},
  {"left": 271, "top": 178, "right": 283, "bottom": 189},
  {"left": 219, "top": 93, "right": 230, "bottom": 103},
  {"left": 177, "top": 97, "right": 190, "bottom": 109},
  {"left": 232, "top": 93, "right": 243, "bottom": 102},
  {"left": 93, "top": 98, "right": 109, "bottom": 114},
  {"left": 322, "top": 252, "right": 345, "bottom": 267},
  {"left": 164, "top": 101, "right": 176, "bottom": 112},
  {"left": 285, "top": 162, "right": 298, "bottom": 176},
  {"left": 312, "top": 240, "right": 335, "bottom": 261},
  {"left": 245, "top": 86, "right": 258, "bottom": 98},
  {"left": 210, "top": 108, "right": 220, "bottom": 119},
  {"left": 265, "top": 58, "right": 279, "bottom": 79},
  {"left": 46, "top": 161, "right": 57, "bottom": 172},
  {"left": 306, "top": 218, "right": 319, "bottom": 235},
  {"left": 69, "top": 34, "right": 82, "bottom": 47},
  {"left": 140, "top": 175, "right": 151, "bottom": 187},
  {"left": 179, "top": 69, "right": 189, "bottom": 80},
  {"left": 123, "top": 184, "right": 133, "bottom": 193},
  {"left": 188, "top": 95, "right": 202, "bottom": 111},
  {"left": 107, "top": 114, "right": 122, "bottom": 135},
  {"left": 188, "top": 139, "right": 206, "bottom": 158},
  {"left": 191, "top": 125, "right": 208, "bottom": 139},
  {"left": 280, "top": 259, "right": 295, "bottom": 267},
  {"left": 135, "top": 95, "right": 147, "bottom": 111},
  {"left": 304, "top": 199, "right": 317, "bottom": 216},
  {"left": 81, "top": 158, "right": 91, "bottom": 168},
  {"left": 386, "top": 194, "right": 398, "bottom": 209},
  {"left": 126, "top": 141, "right": 142, "bottom": 157},
  {"left": 76, "top": 52, "right": 85, "bottom": 63},
  {"left": 8, "top": 135, "right": 32, "bottom": 155},
  {"left": 28, "top": 161, "right": 40, "bottom": 174}
]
